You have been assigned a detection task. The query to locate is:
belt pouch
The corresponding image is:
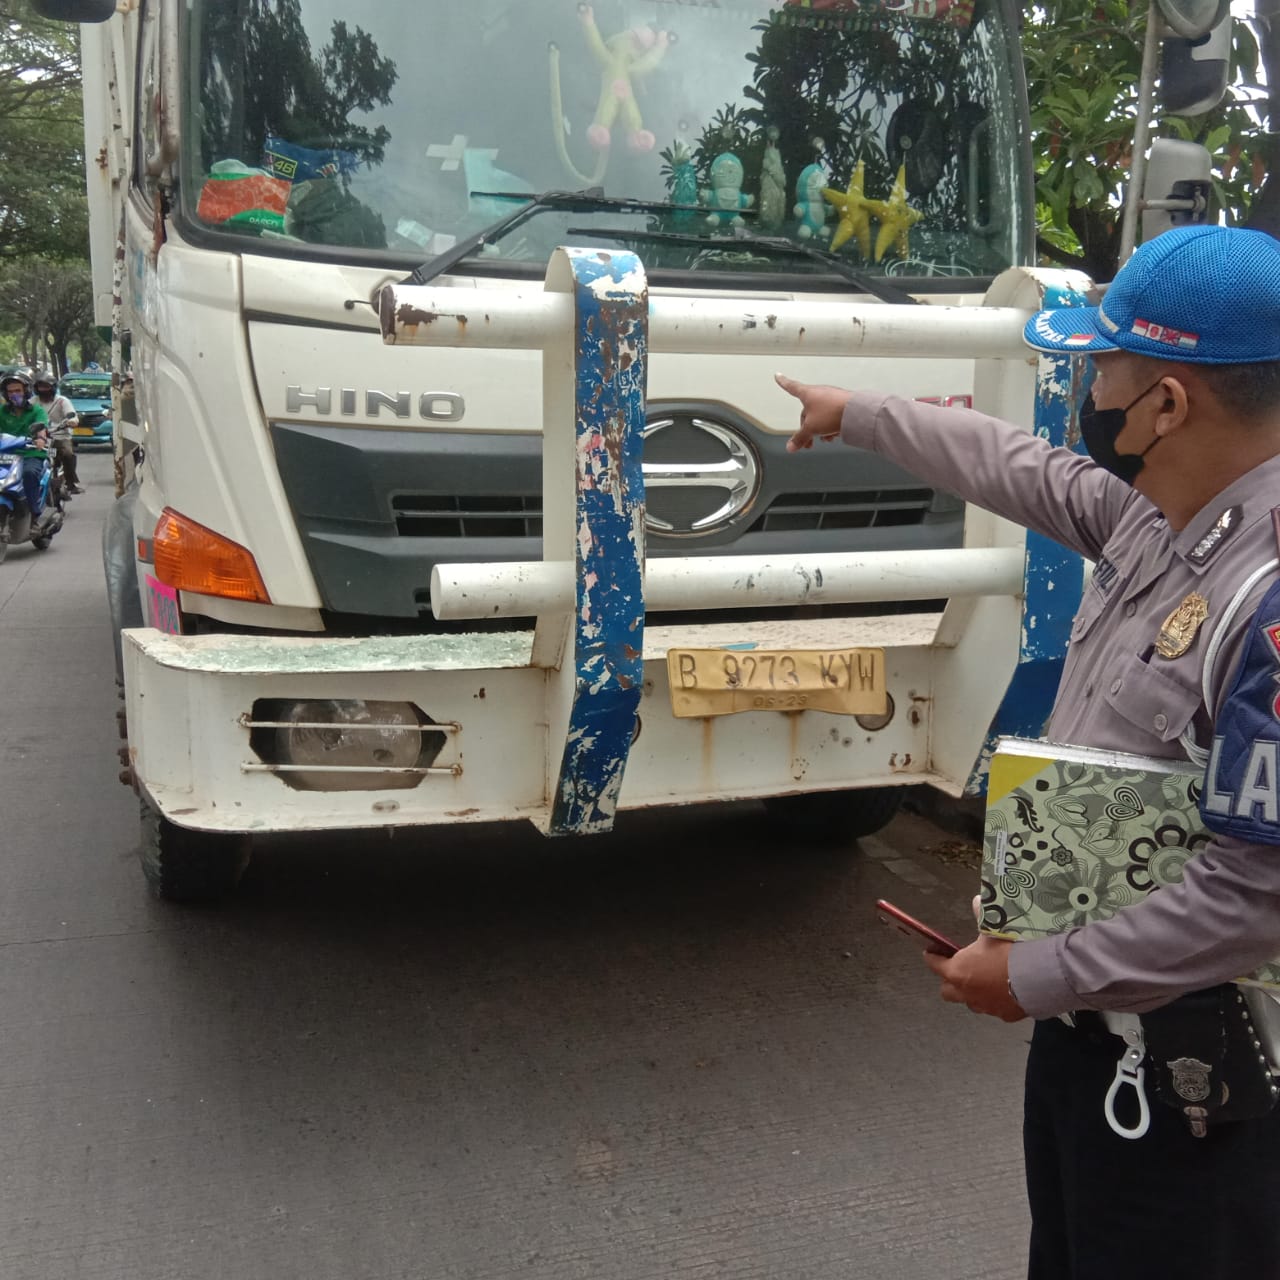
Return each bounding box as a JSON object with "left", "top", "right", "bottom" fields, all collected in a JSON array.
[{"left": 1141, "top": 986, "right": 1278, "bottom": 1133}]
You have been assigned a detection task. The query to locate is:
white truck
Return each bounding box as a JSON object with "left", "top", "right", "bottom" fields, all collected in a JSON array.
[{"left": 39, "top": 0, "right": 1224, "bottom": 899}]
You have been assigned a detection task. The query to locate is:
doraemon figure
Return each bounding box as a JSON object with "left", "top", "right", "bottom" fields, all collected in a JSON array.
[
  {"left": 794, "top": 161, "right": 831, "bottom": 239},
  {"left": 700, "top": 152, "right": 754, "bottom": 228}
]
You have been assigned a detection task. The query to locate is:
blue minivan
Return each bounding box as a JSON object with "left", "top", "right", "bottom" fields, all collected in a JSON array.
[{"left": 59, "top": 372, "right": 113, "bottom": 448}]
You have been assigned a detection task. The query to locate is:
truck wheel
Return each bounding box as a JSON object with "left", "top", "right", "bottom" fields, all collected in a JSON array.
[
  {"left": 763, "top": 786, "right": 904, "bottom": 842},
  {"left": 138, "top": 801, "right": 252, "bottom": 903}
]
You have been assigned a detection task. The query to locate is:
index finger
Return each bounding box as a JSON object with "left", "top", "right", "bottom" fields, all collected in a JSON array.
[{"left": 774, "top": 372, "right": 804, "bottom": 399}]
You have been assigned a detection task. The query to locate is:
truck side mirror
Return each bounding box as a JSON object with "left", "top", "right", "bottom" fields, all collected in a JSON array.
[
  {"left": 1141, "top": 138, "right": 1212, "bottom": 241},
  {"left": 30, "top": 0, "right": 117, "bottom": 20},
  {"left": 1155, "top": 0, "right": 1229, "bottom": 38},
  {"left": 1161, "top": 14, "right": 1231, "bottom": 115}
]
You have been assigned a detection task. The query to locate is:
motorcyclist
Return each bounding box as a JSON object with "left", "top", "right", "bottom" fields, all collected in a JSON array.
[
  {"left": 0, "top": 372, "right": 52, "bottom": 521},
  {"left": 32, "top": 370, "right": 83, "bottom": 494}
]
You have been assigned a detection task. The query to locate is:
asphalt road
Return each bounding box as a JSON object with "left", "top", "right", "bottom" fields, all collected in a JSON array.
[{"left": 0, "top": 453, "right": 1031, "bottom": 1280}]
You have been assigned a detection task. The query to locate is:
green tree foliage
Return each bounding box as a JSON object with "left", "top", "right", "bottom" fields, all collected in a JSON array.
[
  {"left": 694, "top": 6, "right": 986, "bottom": 237},
  {"left": 0, "top": 2, "right": 92, "bottom": 367},
  {"left": 0, "top": 258, "right": 93, "bottom": 372},
  {"left": 1025, "top": 0, "right": 1265, "bottom": 281},
  {"left": 0, "top": 0, "right": 87, "bottom": 262},
  {"left": 199, "top": 1, "right": 398, "bottom": 169}
]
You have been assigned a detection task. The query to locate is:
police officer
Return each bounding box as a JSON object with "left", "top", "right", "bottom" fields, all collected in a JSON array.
[{"left": 777, "top": 224, "right": 1280, "bottom": 1278}]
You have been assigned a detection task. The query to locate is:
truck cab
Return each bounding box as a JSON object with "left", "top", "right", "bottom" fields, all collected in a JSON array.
[
  {"left": 50, "top": 0, "right": 1219, "bottom": 898},
  {"left": 105, "top": 0, "right": 1034, "bottom": 637}
]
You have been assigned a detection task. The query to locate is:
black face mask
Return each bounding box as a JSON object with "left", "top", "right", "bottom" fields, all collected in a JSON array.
[{"left": 1079, "top": 380, "right": 1165, "bottom": 485}]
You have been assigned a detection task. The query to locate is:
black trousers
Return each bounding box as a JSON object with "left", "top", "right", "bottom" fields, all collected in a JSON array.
[{"left": 1025, "top": 1016, "right": 1280, "bottom": 1279}]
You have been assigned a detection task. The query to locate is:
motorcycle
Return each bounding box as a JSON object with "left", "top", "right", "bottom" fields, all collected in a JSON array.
[
  {"left": 0, "top": 433, "right": 64, "bottom": 563},
  {"left": 46, "top": 438, "right": 72, "bottom": 511}
]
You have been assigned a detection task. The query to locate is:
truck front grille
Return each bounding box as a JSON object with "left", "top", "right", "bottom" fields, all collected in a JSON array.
[
  {"left": 393, "top": 488, "right": 935, "bottom": 539},
  {"left": 749, "top": 488, "right": 934, "bottom": 534},
  {"left": 270, "top": 421, "right": 960, "bottom": 620},
  {"left": 394, "top": 495, "right": 543, "bottom": 539}
]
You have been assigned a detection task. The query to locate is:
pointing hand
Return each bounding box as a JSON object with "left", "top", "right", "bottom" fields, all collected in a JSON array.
[{"left": 774, "top": 373, "right": 849, "bottom": 453}]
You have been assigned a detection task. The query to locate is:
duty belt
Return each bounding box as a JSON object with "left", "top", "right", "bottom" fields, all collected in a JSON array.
[{"left": 1069, "top": 989, "right": 1279, "bottom": 1138}]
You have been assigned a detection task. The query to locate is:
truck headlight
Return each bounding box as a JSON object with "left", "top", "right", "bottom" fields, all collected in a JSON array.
[{"left": 247, "top": 699, "right": 448, "bottom": 791}]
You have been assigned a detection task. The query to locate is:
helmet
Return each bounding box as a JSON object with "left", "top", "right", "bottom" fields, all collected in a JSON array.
[
  {"left": 31, "top": 369, "right": 55, "bottom": 395},
  {"left": 1, "top": 371, "right": 32, "bottom": 403}
]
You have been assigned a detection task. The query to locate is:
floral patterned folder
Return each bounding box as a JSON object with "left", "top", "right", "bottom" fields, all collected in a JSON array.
[{"left": 979, "top": 737, "right": 1280, "bottom": 989}]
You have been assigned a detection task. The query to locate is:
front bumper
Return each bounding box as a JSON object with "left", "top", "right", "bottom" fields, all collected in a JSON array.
[{"left": 123, "top": 616, "right": 947, "bottom": 834}]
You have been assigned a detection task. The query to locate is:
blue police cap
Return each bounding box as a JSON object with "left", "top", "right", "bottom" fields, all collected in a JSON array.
[{"left": 1024, "top": 225, "right": 1280, "bottom": 364}]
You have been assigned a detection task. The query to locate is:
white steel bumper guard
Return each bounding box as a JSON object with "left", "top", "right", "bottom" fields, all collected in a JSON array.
[{"left": 122, "top": 249, "right": 1092, "bottom": 835}]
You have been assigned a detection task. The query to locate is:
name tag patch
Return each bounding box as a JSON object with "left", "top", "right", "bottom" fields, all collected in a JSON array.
[
  {"left": 1094, "top": 555, "right": 1119, "bottom": 595},
  {"left": 1202, "top": 579, "right": 1280, "bottom": 844}
]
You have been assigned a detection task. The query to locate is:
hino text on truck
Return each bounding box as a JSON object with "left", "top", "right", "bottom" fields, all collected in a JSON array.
[{"left": 36, "top": 0, "right": 1229, "bottom": 900}]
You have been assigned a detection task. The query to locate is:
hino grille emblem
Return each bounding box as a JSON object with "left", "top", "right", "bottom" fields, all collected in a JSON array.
[{"left": 642, "top": 416, "right": 760, "bottom": 537}]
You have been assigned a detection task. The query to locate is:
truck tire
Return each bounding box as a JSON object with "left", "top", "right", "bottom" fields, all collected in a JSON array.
[
  {"left": 138, "top": 801, "right": 252, "bottom": 903},
  {"left": 763, "top": 786, "right": 904, "bottom": 842},
  {"left": 103, "top": 484, "right": 144, "bottom": 683}
]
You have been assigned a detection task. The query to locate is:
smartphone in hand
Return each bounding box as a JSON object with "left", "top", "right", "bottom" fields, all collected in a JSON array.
[{"left": 875, "top": 899, "right": 961, "bottom": 958}]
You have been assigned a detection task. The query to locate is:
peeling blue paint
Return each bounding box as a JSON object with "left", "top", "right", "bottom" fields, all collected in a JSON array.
[
  {"left": 966, "top": 279, "right": 1090, "bottom": 795},
  {"left": 549, "top": 249, "right": 648, "bottom": 834}
]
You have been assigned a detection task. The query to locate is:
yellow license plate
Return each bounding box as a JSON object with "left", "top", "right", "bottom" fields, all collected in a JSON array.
[
  {"left": 72, "top": 426, "right": 92, "bottom": 436},
  {"left": 667, "top": 647, "right": 886, "bottom": 718}
]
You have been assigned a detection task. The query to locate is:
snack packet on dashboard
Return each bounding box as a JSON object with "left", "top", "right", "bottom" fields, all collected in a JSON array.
[
  {"left": 196, "top": 159, "right": 290, "bottom": 231},
  {"left": 263, "top": 134, "right": 360, "bottom": 183}
]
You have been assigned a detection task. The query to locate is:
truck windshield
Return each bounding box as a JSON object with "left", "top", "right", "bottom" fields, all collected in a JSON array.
[{"left": 186, "top": 0, "right": 1031, "bottom": 285}]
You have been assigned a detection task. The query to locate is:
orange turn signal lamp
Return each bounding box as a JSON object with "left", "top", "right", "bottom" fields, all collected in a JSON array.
[{"left": 152, "top": 508, "right": 270, "bottom": 604}]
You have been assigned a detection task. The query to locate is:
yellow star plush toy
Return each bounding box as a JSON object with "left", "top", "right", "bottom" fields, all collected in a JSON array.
[
  {"left": 822, "top": 161, "right": 873, "bottom": 258},
  {"left": 866, "top": 164, "right": 923, "bottom": 263}
]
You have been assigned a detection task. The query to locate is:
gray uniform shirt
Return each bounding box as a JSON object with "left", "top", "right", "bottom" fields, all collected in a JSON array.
[{"left": 840, "top": 391, "right": 1280, "bottom": 1018}]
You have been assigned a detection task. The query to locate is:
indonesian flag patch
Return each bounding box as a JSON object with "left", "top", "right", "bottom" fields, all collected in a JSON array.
[{"left": 1133, "top": 318, "right": 1200, "bottom": 350}]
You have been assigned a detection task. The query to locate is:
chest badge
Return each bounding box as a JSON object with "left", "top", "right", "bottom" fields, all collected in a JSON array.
[{"left": 1156, "top": 592, "right": 1210, "bottom": 659}]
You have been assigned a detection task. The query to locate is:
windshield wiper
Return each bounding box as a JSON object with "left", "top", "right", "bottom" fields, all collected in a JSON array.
[
  {"left": 564, "top": 226, "right": 919, "bottom": 306},
  {"left": 402, "top": 189, "right": 706, "bottom": 287}
]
